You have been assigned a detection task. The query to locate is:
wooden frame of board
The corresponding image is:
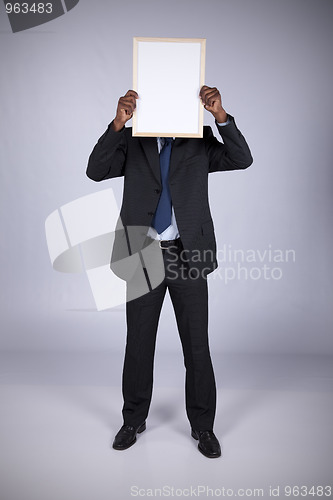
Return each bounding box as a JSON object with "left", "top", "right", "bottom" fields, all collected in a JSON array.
[{"left": 132, "top": 37, "right": 206, "bottom": 138}]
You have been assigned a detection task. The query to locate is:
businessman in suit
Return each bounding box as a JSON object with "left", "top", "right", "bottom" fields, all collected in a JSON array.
[{"left": 87, "top": 86, "right": 253, "bottom": 458}]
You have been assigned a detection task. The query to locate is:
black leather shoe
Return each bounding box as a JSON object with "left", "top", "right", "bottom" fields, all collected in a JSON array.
[
  {"left": 112, "top": 422, "right": 146, "bottom": 450},
  {"left": 191, "top": 429, "right": 222, "bottom": 458}
]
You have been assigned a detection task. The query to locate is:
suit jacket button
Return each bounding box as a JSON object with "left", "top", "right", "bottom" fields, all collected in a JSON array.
[
  {"left": 148, "top": 211, "right": 154, "bottom": 216},
  {"left": 154, "top": 189, "right": 160, "bottom": 194}
]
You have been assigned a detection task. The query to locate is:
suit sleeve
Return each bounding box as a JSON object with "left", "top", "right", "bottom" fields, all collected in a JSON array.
[
  {"left": 86, "top": 122, "right": 127, "bottom": 181},
  {"left": 205, "top": 115, "right": 253, "bottom": 173}
]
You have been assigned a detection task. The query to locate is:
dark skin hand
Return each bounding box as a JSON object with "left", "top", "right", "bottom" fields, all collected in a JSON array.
[
  {"left": 199, "top": 85, "right": 228, "bottom": 123},
  {"left": 111, "top": 86, "right": 227, "bottom": 131},
  {"left": 111, "top": 90, "right": 139, "bottom": 132}
]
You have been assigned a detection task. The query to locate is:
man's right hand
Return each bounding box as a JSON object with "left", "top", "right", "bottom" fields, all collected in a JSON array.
[{"left": 112, "top": 90, "right": 139, "bottom": 132}]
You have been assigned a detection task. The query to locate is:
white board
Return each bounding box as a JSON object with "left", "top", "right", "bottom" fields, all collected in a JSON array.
[{"left": 133, "top": 37, "right": 206, "bottom": 138}]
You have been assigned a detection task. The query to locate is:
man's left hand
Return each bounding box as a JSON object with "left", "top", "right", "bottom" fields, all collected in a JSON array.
[{"left": 199, "top": 86, "right": 228, "bottom": 123}]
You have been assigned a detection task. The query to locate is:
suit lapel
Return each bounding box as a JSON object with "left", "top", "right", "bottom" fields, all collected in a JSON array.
[
  {"left": 139, "top": 137, "right": 160, "bottom": 184},
  {"left": 169, "top": 138, "right": 188, "bottom": 179},
  {"left": 139, "top": 137, "right": 190, "bottom": 183}
]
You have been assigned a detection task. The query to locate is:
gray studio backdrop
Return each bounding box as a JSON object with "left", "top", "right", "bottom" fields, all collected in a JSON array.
[{"left": 1, "top": 0, "right": 332, "bottom": 356}]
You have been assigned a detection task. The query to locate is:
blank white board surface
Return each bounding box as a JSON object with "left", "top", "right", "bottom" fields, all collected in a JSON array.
[{"left": 133, "top": 37, "right": 206, "bottom": 137}]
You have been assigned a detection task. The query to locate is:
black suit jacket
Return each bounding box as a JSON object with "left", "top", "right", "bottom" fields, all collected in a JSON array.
[{"left": 87, "top": 116, "right": 253, "bottom": 277}]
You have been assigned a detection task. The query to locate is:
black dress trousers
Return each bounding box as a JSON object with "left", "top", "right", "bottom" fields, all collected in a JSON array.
[{"left": 122, "top": 241, "right": 217, "bottom": 431}]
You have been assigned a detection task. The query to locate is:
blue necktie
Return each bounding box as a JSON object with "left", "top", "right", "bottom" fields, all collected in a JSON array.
[{"left": 152, "top": 138, "right": 173, "bottom": 233}]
